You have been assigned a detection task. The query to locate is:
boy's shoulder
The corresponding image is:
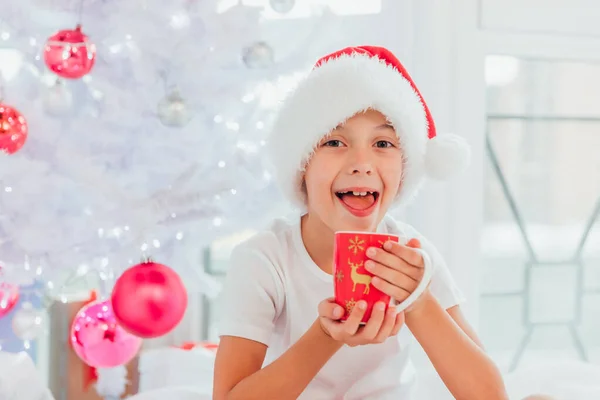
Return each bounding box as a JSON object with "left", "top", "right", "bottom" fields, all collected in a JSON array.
[{"left": 230, "top": 215, "right": 299, "bottom": 265}]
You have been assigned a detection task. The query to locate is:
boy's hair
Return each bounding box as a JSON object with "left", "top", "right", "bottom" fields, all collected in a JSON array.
[{"left": 266, "top": 45, "right": 470, "bottom": 211}]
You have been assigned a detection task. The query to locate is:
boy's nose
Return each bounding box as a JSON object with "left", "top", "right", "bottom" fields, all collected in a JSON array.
[
  {"left": 348, "top": 148, "right": 374, "bottom": 175},
  {"left": 349, "top": 162, "right": 373, "bottom": 176}
]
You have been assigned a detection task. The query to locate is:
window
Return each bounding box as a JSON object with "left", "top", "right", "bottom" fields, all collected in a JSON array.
[{"left": 481, "top": 55, "right": 600, "bottom": 370}]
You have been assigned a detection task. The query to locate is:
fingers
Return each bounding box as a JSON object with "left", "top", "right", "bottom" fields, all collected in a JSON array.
[
  {"left": 371, "top": 274, "right": 413, "bottom": 300},
  {"left": 373, "top": 306, "right": 398, "bottom": 343},
  {"left": 318, "top": 297, "right": 404, "bottom": 347},
  {"left": 406, "top": 238, "right": 421, "bottom": 248},
  {"left": 365, "top": 258, "right": 421, "bottom": 282},
  {"left": 366, "top": 245, "right": 424, "bottom": 280},
  {"left": 343, "top": 300, "right": 367, "bottom": 336},
  {"left": 358, "top": 301, "right": 387, "bottom": 341},
  {"left": 390, "top": 312, "right": 405, "bottom": 336},
  {"left": 366, "top": 246, "right": 399, "bottom": 271},
  {"left": 382, "top": 241, "right": 424, "bottom": 267},
  {"left": 318, "top": 297, "right": 345, "bottom": 320}
]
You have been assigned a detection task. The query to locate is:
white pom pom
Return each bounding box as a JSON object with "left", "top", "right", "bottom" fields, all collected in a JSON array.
[
  {"left": 95, "top": 366, "right": 128, "bottom": 399},
  {"left": 424, "top": 134, "right": 471, "bottom": 180}
]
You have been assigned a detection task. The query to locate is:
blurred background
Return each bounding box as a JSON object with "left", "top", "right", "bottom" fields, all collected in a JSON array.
[{"left": 1, "top": 0, "right": 600, "bottom": 398}]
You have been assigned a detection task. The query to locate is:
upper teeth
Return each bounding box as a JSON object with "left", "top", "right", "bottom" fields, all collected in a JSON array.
[{"left": 339, "top": 191, "right": 373, "bottom": 196}]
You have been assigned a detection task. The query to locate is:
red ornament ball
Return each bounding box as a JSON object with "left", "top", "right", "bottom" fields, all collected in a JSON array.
[
  {"left": 0, "top": 103, "right": 28, "bottom": 154},
  {"left": 111, "top": 260, "right": 187, "bottom": 338},
  {"left": 44, "top": 24, "right": 96, "bottom": 79},
  {"left": 0, "top": 282, "right": 19, "bottom": 319}
]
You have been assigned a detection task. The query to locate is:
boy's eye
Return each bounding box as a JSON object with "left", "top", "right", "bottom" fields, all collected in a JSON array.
[
  {"left": 322, "top": 139, "right": 344, "bottom": 147},
  {"left": 375, "top": 140, "right": 394, "bottom": 148}
]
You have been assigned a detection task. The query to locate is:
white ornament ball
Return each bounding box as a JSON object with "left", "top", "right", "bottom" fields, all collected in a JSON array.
[
  {"left": 11, "top": 302, "right": 47, "bottom": 341},
  {"left": 242, "top": 41, "right": 274, "bottom": 69},
  {"left": 157, "top": 89, "right": 192, "bottom": 128},
  {"left": 270, "top": 0, "right": 295, "bottom": 13},
  {"left": 43, "top": 80, "right": 72, "bottom": 117}
]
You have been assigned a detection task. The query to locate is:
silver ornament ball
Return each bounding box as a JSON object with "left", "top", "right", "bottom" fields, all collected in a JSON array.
[
  {"left": 157, "top": 89, "right": 192, "bottom": 128},
  {"left": 270, "top": 0, "right": 295, "bottom": 14},
  {"left": 11, "top": 302, "right": 47, "bottom": 341},
  {"left": 43, "top": 79, "right": 72, "bottom": 116},
  {"left": 242, "top": 41, "right": 274, "bottom": 69}
]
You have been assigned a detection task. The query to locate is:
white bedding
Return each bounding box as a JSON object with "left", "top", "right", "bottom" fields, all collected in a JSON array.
[
  {"left": 130, "top": 360, "right": 600, "bottom": 400},
  {"left": 412, "top": 361, "right": 600, "bottom": 400},
  {"left": 4, "top": 347, "right": 597, "bottom": 400}
]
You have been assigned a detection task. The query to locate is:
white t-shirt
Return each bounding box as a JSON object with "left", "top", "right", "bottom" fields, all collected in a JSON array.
[{"left": 217, "top": 214, "right": 466, "bottom": 399}]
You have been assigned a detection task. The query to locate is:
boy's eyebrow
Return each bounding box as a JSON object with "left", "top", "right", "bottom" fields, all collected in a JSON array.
[
  {"left": 333, "top": 123, "right": 394, "bottom": 131},
  {"left": 376, "top": 123, "right": 395, "bottom": 130}
]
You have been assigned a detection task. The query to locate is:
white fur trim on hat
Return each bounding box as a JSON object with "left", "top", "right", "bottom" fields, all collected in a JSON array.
[
  {"left": 267, "top": 51, "right": 468, "bottom": 210},
  {"left": 425, "top": 134, "right": 471, "bottom": 180}
]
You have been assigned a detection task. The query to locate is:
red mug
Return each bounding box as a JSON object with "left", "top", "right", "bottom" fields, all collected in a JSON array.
[{"left": 333, "top": 231, "right": 400, "bottom": 323}]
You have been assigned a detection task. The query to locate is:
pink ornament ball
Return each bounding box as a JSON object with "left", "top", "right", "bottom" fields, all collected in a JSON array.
[{"left": 70, "top": 299, "right": 142, "bottom": 368}]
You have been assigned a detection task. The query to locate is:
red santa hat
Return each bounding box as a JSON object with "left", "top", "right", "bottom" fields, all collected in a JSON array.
[{"left": 267, "top": 45, "right": 470, "bottom": 209}]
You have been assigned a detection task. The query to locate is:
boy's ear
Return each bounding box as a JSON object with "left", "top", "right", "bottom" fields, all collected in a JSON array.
[{"left": 301, "top": 179, "right": 307, "bottom": 196}]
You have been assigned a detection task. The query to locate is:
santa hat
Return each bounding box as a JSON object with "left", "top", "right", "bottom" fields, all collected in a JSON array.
[{"left": 267, "top": 45, "right": 471, "bottom": 210}]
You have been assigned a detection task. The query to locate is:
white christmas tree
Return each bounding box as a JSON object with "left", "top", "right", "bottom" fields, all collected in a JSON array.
[{"left": 0, "top": 0, "right": 333, "bottom": 293}]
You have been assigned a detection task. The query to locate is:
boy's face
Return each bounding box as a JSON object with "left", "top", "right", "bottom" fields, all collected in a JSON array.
[{"left": 304, "top": 109, "right": 403, "bottom": 233}]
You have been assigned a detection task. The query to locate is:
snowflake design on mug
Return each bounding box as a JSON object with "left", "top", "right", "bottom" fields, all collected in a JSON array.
[{"left": 348, "top": 236, "right": 365, "bottom": 255}]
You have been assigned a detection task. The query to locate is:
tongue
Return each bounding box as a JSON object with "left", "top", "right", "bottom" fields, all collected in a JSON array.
[{"left": 340, "top": 193, "right": 376, "bottom": 210}]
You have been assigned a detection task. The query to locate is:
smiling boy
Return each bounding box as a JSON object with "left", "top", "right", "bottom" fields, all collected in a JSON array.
[{"left": 213, "top": 46, "right": 508, "bottom": 399}]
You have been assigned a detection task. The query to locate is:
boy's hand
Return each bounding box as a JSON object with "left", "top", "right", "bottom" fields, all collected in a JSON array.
[
  {"left": 364, "top": 238, "right": 429, "bottom": 312},
  {"left": 317, "top": 298, "right": 404, "bottom": 347}
]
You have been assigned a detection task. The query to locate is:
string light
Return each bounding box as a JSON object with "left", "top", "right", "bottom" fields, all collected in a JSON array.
[{"left": 225, "top": 121, "right": 239, "bottom": 131}]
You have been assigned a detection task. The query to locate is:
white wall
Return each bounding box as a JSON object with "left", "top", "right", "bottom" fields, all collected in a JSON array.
[{"left": 400, "top": 0, "right": 486, "bottom": 327}]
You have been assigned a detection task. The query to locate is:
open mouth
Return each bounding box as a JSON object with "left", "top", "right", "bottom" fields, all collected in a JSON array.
[{"left": 335, "top": 190, "right": 380, "bottom": 212}]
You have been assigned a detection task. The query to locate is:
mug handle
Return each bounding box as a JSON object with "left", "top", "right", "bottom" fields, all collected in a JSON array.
[{"left": 394, "top": 248, "right": 434, "bottom": 313}]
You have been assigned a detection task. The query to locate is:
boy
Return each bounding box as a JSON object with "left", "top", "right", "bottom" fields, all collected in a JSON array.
[{"left": 213, "top": 45, "right": 504, "bottom": 399}]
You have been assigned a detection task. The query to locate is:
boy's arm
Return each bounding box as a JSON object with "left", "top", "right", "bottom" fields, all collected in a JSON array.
[
  {"left": 365, "top": 236, "right": 506, "bottom": 399},
  {"left": 213, "top": 320, "right": 342, "bottom": 400},
  {"left": 406, "top": 294, "right": 508, "bottom": 400},
  {"left": 213, "top": 298, "right": 403, "bottom": 400}
]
